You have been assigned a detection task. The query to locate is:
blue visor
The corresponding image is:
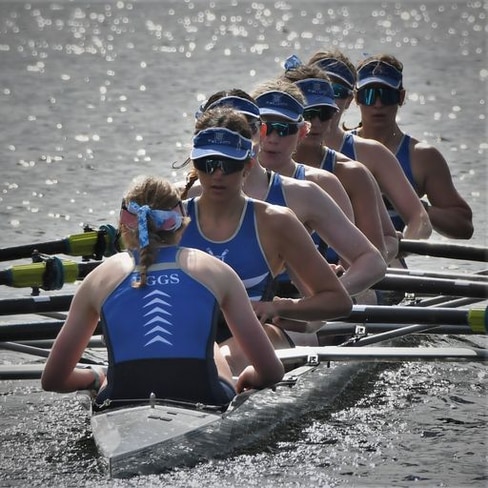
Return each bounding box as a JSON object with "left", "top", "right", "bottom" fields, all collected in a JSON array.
[
  {"left": 255, "top": 91, "right": 304, "bottom": 122},
  {"left": 314, "top": 58, "right": 356, "bottom": 89},
  {"left": 295, "top": 79, "right": 339, "bottom": 111},
  {"left": 191, "top": 128, "right": 254, "bottom": 161},
  {"left": 357, "top": 60, "right": 403, "bottom": 89},
  {"left": 207, "top": 96, "right": 260, "bottom": 119}
]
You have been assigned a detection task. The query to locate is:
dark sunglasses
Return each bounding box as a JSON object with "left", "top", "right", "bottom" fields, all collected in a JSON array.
[
  {"left": 356, "top": 87, "right": 401, "bottom": 106},
  {"left": 303, "top": 106, "right": 336, "bottom": 122},
  {"left": 332, "top": 83, "right": 353, "bottom": 99},
  {"left": 193, "top": 157, "right": 246, "bottom": 175},
  {"left": 262, "top": 121, "right": 300, "bottom": 137}
]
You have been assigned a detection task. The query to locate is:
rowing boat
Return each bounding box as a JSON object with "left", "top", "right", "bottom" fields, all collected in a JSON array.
[
  {"left": 87, "top": 359, "right": 365, "bottom": 477},
  {"left": 83, "top": 336, "right": 488, "bottom": 478}
]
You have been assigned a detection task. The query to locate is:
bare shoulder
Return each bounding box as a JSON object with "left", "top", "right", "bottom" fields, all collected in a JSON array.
[
  {"left": 410, "top": 137, "right": 447, "bottom": 165},
  {"left": 178, "top": 247, "right": 236, "bottom": 302},
  {"left": 253, "top": 199, "right": 297, "bottom": 223}
]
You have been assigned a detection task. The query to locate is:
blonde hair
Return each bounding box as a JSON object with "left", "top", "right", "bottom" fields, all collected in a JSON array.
[{"left": 120, "top": 175, "right": 189, "bottom": 287}]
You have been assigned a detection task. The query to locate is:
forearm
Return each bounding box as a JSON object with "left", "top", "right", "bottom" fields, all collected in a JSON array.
[
  {"left": 427, "top": 205, "right": 474, "bottom": 239},
  {"left": 339, "top": 252, "right": 386, "bottom": 297},
  {"left": 273, "top": 291, "right": 352, "bottom": 322}
]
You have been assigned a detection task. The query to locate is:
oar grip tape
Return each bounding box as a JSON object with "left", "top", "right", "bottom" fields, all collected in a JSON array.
[{"left": 468, "top": 308, "right": 487, "bottom": 334}]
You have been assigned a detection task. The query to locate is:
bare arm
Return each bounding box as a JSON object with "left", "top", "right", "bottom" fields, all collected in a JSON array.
[
  {"left": 286, "top": 181, "right": 387, "bottom": 295},
  {"left": 413, "top": 143, "right": 473, "bottom": 239},
  {"left": 253, "top": 204, "right": 353, "bottom": 322},
  {"left": 354, "top": 138, "right": 432, "bottom": 240},
  {"left": 40, "top": 256, "right": 127, "bottom": 392}
]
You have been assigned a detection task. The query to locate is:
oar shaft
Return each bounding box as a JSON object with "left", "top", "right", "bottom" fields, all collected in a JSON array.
[
  {"left": 343, "top": 305, "right": 487, "bottom": 331},
  {"left": 399, "top": 239, "right": 488, "bottom": 262},
  {"left": 374, "top": 274, "right": 488, "bottom": 298},
  {"left": 0, "top": 294, "right": 73, "bottom": 316},
  {"left": 319, "top": 322, "right": 476, "bottom": 336},
  {"left": 0, "top": 319, "right": 102, "bottom": 341},
  {"left": 277, "top": 346, "right": 488, "bottom": 364},
  {"left": 387, "top": 267, "right": 488, "bottom": 282}
]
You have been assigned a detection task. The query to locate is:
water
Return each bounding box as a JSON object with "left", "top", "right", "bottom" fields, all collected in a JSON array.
[{"left": 0, "top": 0, "right": 487, "bottom": 486}]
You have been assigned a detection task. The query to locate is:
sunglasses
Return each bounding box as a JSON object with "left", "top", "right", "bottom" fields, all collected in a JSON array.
[
  {"left": 332, "top": 83, "right": 353, "bottom": 99},
  {"left": 193, "top": 157, "right": 246, "bottom": 175},
  {"left": 262, "top": 121, "right": 300, "bottom": 137},
  {"left": 356, "top": 87, "right": 401, "bottom": 106},
  {"left": 303, "top": 106, "right": 336, "bottom": 122}
]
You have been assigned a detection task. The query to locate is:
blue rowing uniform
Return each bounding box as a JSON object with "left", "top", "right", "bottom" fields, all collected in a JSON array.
[
  {"left": 347, "top": 130, "right": 416, "bottom": 232},
  {"left": 339, "top": 132, "right": 357, "bottom": 161},
  {"left": 180, "top": 197, "right": 274, "bottom": 302},
  {"left": 95, "top": 246, "right": 235, "bottom": 409},
  {"left": 297, "top": 158, "right": 339, "bottom": 265}
]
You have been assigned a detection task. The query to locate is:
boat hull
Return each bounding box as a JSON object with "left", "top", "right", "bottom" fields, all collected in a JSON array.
[{"left": 91, "top": 361, "right": 365, "bottom": 478}]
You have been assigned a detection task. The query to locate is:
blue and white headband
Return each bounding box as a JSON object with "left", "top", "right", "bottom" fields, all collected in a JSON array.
[{"left": 121, "top": 201, "right": 183, "bottom": 248}]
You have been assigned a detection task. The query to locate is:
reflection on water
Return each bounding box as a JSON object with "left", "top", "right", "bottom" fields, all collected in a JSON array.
[{"left": 0, "top": 1, "right": 486, "bottom": 487}]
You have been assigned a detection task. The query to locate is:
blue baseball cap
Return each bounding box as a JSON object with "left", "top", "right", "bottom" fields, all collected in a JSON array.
[
  {"left": 314, "top": 58, "right": 356, "bottom": 89},
  {"left": 357, "top": 60, "right": 403, "bottom": 89},
  {"left": 191, "top": 128, "right": 253, "bottom": 161},
  {"left": 295, "top": 79, "right": 339, "bottom": 111},
  {"left": 206, "top": 96, "right": 260, "bottom": 119},
  {"left": 255, "top": 91, "right": 304, "bottom": 122}
]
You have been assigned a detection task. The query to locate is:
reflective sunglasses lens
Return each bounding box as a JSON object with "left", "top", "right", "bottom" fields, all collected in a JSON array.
[
  {"left": 264, "top": 122, "right": 299, "bottom": 137},
  {"left": 194, "top": 158, "right": 245, "bottom": 175},
  {"left": 332, "top": 83, "right": 352, "bottom": 99},
  {"left": 303, "top": 107, "right": 335, "bottom": 122},
  {"left": 358, "top": 87, "right": 400, "bottom": 106}
]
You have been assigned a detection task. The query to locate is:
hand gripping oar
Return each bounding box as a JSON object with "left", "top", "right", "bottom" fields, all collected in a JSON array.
[
  {"left": 0, "top": 257, "right": 101, "bottom": 290},
  {"left": 0, "top": 224, "right": 119, "bottom": 262},
  {"left": 399, "top": 239, "right": 488, "bottom": 262}
]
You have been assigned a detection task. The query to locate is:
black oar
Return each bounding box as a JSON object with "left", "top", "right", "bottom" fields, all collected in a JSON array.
[
  {"left": 372, "top": 274, "right": 488, "bottom": 299},
  {"left": 0, "top": 225, "right": 118, "bottom": 262},
  {"left": 0, "top": 319, "right": 103, "bottom": 341},
  {"left": 340, "top": 304, "right": 487, "bottom": 332},
  {"left": 399, "top": 239, "right": 488, "bottom": 262},
  {"left": 0, "top": 295, "right": 73, "bottom": 316},
  {"left": 386, "top": 267, "right": 488, "bottom": 282}
]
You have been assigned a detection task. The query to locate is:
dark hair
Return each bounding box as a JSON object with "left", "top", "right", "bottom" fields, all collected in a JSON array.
[
  {"left": 202, "top": 88, "right": 256, "bottom": 112},
  {"left": 180, "top": 108, "right": 253, "bottom": 200},
  {"left": 195, "top": 106, "right": 253, "bottom": 138}
]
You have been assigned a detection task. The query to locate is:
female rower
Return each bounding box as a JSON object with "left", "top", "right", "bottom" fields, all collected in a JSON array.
[
  {"left": 353, "top": 53, "right": 473, "bottom": 239},
  {"left": 305, "top": 49, "right": 432, "bottom": 240},
  {"left": 276, "top": 64, "right": 399, "bottom": 265},
  {"left": 179, "top": 107, "right": 353, "bottom": 365},
  {"left": 41, "top": 176, "right": 284, "bottom": 407},
  {"left": 182, "top": 90, "right": 385, "bottom": 300}
]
